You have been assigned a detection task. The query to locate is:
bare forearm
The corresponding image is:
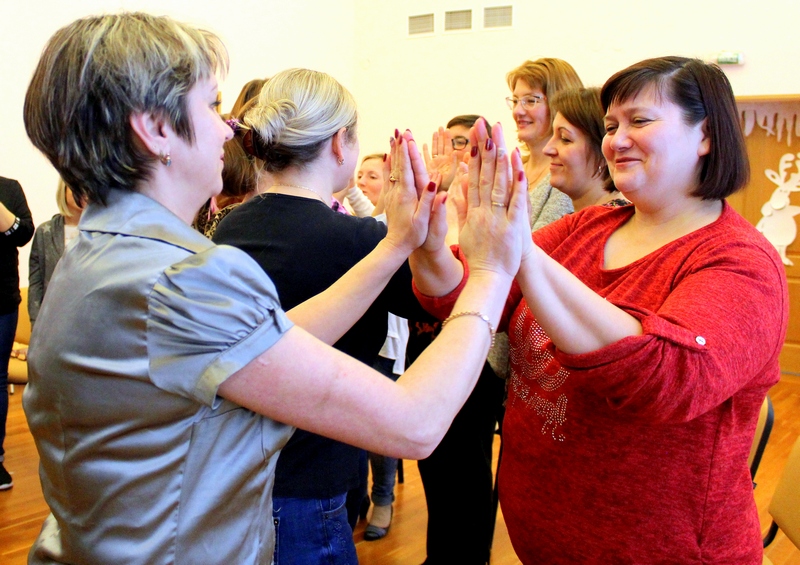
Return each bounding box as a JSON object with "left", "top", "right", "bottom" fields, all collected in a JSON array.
[
  {"left": 409, "top": 244, "right": 464, "bottom": 297},
  {"left": 0, "top": 201, "right": 15, "bottom": 232},
  {"left": 286, "top": 238, "right": 408, "bottom": 344},
  {"left": 221, "top": 269, "right": 512, "bottom": 459},
  {"left": 517, "top": 247, "right": 642, "bottom": 354}
]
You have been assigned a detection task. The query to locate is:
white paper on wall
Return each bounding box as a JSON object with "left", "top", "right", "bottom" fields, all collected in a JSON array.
[
  {"left": 739, "top": 103, "right": 800, "bottom": 145},
  {"left": 756, "top": 152, "right": 800, "bottom": 265}
]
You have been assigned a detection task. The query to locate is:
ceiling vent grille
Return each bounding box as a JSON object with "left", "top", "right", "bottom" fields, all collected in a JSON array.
[
  {"left": 445, "top": 10, "right": 472, "bottom": 31},
  {"left": 484, "top": 6, "right": 513, "bottom": 28},
  {"left": 408, "top": 14, "right": 435, "bottom": 35}
]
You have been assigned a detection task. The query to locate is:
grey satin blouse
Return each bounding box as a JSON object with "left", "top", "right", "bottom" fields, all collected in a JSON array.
[{"left": 23, "top": 190, "right": 295, "bottom": 564}]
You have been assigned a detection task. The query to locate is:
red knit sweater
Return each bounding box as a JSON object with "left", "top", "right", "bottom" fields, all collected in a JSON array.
[{"left": 416, "top": 203, "right": 787, "bottom": 564}]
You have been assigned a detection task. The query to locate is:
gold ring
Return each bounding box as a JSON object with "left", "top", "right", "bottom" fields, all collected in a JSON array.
[
  {"left": 491, "top": 201, "right": 506, "bottom": 207},
  {"left": 389, "top": 174, "right": 399, "bottom": 182}
]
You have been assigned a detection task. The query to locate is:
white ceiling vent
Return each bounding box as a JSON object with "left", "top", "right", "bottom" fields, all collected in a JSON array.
[
  {"left": 408, "top": 14, "right": 435, "bottom": 35},
  {"left": 484, "top": 6, "right": 513, "bottom": 28},
  {"left": 445, "top": 10, "right": 472, "bottom": 31}
]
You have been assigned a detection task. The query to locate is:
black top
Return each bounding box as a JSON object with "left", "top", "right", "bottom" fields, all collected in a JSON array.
[
  {"left": 213, "top": 193, "right": 433, "bottom": 498},
  {"left": 0, "top": 177, "right": 34, "bottom": 314}
]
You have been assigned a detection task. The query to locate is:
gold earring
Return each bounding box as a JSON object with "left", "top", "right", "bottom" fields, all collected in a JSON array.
[
  {"left": 159, "top": 152, "right": 172, "bottom": 167},
  {"left": 338, "top": 158, "right": 344, "bottom": 166}
]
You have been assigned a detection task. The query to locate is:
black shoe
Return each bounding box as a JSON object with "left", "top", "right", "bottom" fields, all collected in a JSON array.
[
  {"left": 364, "top": 505, "right": 392, "bottom": 541},
  {"left": 0, "top": 463, "right": 13, "bottom": 490}
]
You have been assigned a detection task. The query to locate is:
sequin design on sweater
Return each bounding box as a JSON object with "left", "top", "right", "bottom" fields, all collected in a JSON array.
[{"left": 508, "top": 303, "right": 568, "bottom": 441}]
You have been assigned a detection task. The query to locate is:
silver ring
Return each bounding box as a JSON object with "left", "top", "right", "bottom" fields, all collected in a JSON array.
[
  {"left": 433, "top": 154, "right": 438, "bottom": 158},
  {"left": 491, "top": 201, "right": 506, "bottom": 207}
]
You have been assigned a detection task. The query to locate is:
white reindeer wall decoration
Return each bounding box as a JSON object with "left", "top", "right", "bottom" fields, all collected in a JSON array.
[{"left": 756, "top": 152, "right": 800, "bottom": 266}]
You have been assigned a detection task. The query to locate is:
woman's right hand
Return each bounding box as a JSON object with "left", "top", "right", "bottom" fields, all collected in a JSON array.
[
  {"left": 382, "top": 130, "right": 438, "bottom": 256},
  {"left": 423, "top": 127, "right": 459, "bottom": 191},
  {"left": 459, "top": 120, "right": 528, "bottom": 279}
]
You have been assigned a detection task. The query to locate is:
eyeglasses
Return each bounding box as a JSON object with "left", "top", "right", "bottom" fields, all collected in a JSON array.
[
  {"left": 451, "top": 136, "right": 469, "bottom": 150},
  {"left": 505, "top": 95, "right": 545, "bottom": 110}
]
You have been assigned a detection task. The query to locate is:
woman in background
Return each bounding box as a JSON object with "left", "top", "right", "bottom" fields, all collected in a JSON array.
[
  {"left": 0, "top": 175, "right": 33, "bottom": 490},
  {"left": 543, "top": 87, "right": 627, "bottom": 212},
  {"left": 194, "top": 78, "right": 267, "bottom": 236},
  {"left": 411, "top": 114, "right": 506, "bottom": 565},
  {"left": 506, "top": 58, "right": 583, "bottom": 229},
  {"left": 28, "top": 179, "right": 84, "bottom": 326},
  {"left": 356, "top": 153, "right": 384, "bottom": 206}
]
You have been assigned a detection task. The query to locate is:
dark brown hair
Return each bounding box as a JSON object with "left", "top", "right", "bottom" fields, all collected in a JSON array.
[
  {"left": 446, "top": 114, "right": 492, "bottom": 138},
  {"left": 601, "top": 56, "right": 748, "bottom": 200},
  {"left": 549, "top": 88, "right": 614, "bottom": 193}
]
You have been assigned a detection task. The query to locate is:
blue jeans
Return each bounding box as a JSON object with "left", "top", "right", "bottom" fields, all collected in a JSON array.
[
  {"left": 272, "top": 493, "right": 358, "bottom": 565},
  {"left": 0, "top": 310, "right": 18, "bottom": 462}
]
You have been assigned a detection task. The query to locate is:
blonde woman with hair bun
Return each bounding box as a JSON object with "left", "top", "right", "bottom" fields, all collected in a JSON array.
[{"left": 214, "top": 67, "right": 473, "bottom": 564}]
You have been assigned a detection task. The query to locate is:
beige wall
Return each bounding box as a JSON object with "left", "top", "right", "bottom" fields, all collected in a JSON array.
[{"left": 2, "top": 0, "right": 799, "bottom": 281}]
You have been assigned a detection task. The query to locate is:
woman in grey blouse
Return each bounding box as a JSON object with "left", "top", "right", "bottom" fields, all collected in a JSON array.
[
  {"left": 20, "top": 12, "right": 525, "bottom": 565},
  {"left": 505, "top": 58, "right": 583, "bottom": 230}
]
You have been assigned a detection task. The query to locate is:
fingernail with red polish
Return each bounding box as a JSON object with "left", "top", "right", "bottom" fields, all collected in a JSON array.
[
  {"left": 398, "top": 136, "right": 403, "bottom": 145},
  {"left": 518, "top": 171, "right": 525, "bottom": 182},
  {"left": 383, "top": 153, "right": 387, "bottom": 162},
  {"left": 427, "top": 182, "right": 436, "bottom": 192},
  {"left": 485, "top": 139, "right": 494, "bottom": 151},
  {"left": 471, "top": 146, "right": 478, "bottom": 157},
  {"left": 394, "top": 129, "right": 399, "bottom": 139}
]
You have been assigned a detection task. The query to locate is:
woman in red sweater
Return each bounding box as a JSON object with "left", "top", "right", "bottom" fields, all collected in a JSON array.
[{"left": 415, "top": 56, "right": 787, "bottom": 564}]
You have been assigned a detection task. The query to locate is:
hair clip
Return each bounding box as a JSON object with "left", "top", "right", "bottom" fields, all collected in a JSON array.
[{"left": 225, "top": 117, "right": 243, "bottom": 133}]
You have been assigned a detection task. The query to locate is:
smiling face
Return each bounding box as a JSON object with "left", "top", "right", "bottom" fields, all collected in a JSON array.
[
  {"left": 356, "top": 157, "right": 383, "bottom": 204},
  {"left": 543, "top": 112, "right": 598, "bottom": 200},
  {"left": 510, "top": 80, "right": 550, "bottom": 147},
  {"left": 170, "top": 77, "right": 234, "bottom": 202},
  {"left": 602, "top": 86, "right": 709, "bottom": 206}
]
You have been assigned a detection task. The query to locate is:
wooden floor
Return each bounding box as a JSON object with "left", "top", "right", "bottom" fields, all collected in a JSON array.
[{"left": 2, "top": 376, "right": 800, "bottom": 564}]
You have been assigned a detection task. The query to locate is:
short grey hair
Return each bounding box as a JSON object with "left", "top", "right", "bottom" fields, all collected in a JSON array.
[
  {"left": 244, "top": 68, "right": 357, "bottom": 172},
  {"left": 24, "top": 12, "right": 229, "bottom": 205}
]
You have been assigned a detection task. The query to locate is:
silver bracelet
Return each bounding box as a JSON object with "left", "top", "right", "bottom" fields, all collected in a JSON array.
[
  {"left": 441, "top": 310, "right": 496, "bottom": 349},
  {"left": 3, "top": 216, "right": 20, "bottom": 236}
]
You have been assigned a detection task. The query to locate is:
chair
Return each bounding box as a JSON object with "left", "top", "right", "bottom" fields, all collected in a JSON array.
[
  {"left": 762, "top": 435, "right": 800, "bottom": 564},
  {"left": 748, "top": 395, "right": 775, "bottom": 484},
  {"left": 7, "top": 287, "right": 30, "bottom": 394}
]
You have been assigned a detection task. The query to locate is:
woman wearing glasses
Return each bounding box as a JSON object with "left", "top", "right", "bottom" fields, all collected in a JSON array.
[
  {"left": 422, "top": 114, "right": 485, "bottom": 193},
  {"left": 506, "top": 58, "right": 583, "bottom": 230}
]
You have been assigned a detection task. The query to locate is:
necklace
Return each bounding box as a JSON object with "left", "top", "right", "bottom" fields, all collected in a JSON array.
[{"left": 269, "top": 183, "right": 329, "bottom": 205}]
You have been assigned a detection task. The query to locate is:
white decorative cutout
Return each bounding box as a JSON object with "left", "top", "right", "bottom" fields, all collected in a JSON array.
[
  {"left": 739, "top": 103, "right": 800, "bottom": 145},
  {"left": 756, "top": 152, "right": 800, "bottom": 265}
]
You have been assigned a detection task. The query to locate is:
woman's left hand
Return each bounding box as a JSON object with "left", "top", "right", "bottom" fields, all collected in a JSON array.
[{"left": 459, "top": 120, "right": 529, "bottom": 279}]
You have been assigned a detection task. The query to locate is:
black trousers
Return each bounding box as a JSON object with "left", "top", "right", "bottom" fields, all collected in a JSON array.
[{"left": 418, "top": 361, "right": 505, "bottom": 565}]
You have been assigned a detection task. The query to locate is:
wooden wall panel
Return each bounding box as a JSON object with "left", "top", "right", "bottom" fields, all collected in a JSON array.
[{"left": 734, "top": 97, "right": 800, "bottom": 374}]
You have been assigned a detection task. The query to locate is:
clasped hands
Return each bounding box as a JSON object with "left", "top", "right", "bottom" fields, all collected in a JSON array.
[{"left": 382, "top": 121, "right": 529, "bottom": 280}]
